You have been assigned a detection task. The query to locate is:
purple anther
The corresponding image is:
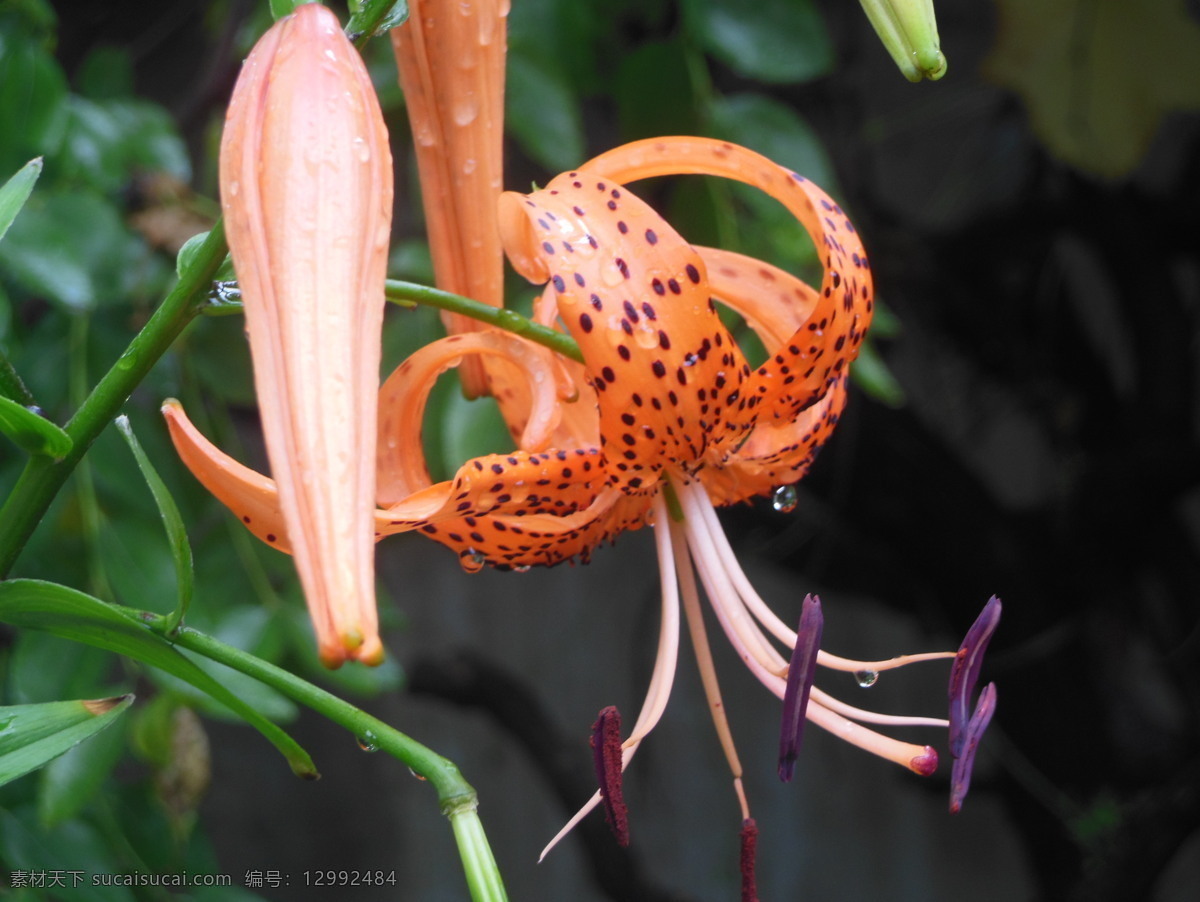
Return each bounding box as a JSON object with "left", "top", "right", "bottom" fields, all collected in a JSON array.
[
  {"left": 590, "top": 705, "right": 629, "bottom": 846},
  {"left": 950, "top": 682, "right": 997, "bottom": 813},
  {"left": 949, "top": 595, "right": 1001, "bottom": 757},
  {"left": 740, "top": 818, "right": 759, "bottom": 902},
  {"left": 778, "top": 594, "right": 824, "bottom": 782}
]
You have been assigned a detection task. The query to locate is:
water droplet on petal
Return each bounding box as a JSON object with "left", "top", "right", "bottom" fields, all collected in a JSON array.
[
  {"left": 854, "top": 669, "right": 879, "bottom": 688},
  {"left": 772, "top": 485, "right": 798, "bottom": 513},
  {"left": 453, "top": 97, "right": 479, "bottom": 126},
  {"left": 352, "top": 136, "right": 370, "bottom": 163},
  {"left": 512, "top": 564, "right": 531, "bottom": 573},
  {"left": 459, "top": 549, "right": 486, "bottom": 573}
]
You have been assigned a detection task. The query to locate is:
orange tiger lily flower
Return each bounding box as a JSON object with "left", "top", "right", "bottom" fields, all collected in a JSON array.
[
  {"left": 165, "top": 127, "right": 997, "bottom": 852},
  {"left": 165, "top": 3, "right": 392, "bottom": 667}
]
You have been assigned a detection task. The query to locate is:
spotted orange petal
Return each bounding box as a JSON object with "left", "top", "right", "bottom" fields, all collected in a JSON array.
[
  {"left": 585, "top": 137, "right": 875, "bottom": 425},
  {"left": 498, "top": 172, "right": 754, "bottom": 490}
]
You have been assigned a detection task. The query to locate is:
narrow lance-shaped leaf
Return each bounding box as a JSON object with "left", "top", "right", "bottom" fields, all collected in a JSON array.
[
  {"left": 0, "top": 157, "right": 42, "bottom": 244},
  {"left": 0, "top": 695, "right": 133, "bottom": 788},
  {"left": 0, "top": 579, "right": 318, "bottom": 779},
  {"left": 115, "top": 415, "right": 193, "bottom": 632},
  {"left": 0, "top": 395, "right": 72, "bottom": 459}
]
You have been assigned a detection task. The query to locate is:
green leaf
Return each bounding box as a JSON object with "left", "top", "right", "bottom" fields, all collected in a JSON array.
[
  {"left": 115, "top": 414, "right": 194, "bottom": 631},
  {"left": 0, "top": 35, "right": 70, "bottom": 177},
  {"left": 0, "top": 189, "right": 143, "bottom": 311},
  {"left": 0, "top": 157, "right": 42, "bottom": 245},
  {"left": 0, "top": 580, "right": 318, "bottom": 779},
  {"left": 75, "top": 45, "right": 135, "bottom": 100},
  {"left": 615, "top": 41, "right": 700, "bottom": 140},
  {"left": 61, "top": 96, "right": 192, "bottom": 192},
  {"left": 37, "top": 709, "right": 128, "bottom": 826},
  {"left": 0, "top": 805, "right": 137, "bottom": 902},
  {"left": 683, "top": 0, "right": 834, "bottom": 83},
  {"left": 505, "top": 52, "right": 585, "bottom": 172},
  {"left": 0, "top": 695, "right": 133, "bottom": 788},
  {"left": 851, "top": 339, "right": 907, "bottom": 408},
  {"left": 0, "top": 394, "right": 72, "bottom": 458},
  {"left": 984, "top": 0, "right": 1200, "bottom": 177},
  {"left": 348, "top": 0, "right": 409, "bottom": 39},
  {"left": 709, "top": 93, "right": 839, "bottom": 192},
  {"left": 269, "top": 0, "right": 305, "bottom": 18}
]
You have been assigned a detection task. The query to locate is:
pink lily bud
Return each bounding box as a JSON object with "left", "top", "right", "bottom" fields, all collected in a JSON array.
[{"left": 219, "top": 2, "right": 392, "bottom": 667}]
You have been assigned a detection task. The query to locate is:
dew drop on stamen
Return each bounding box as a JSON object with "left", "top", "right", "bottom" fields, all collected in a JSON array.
[
  {"left": 854, "top": 669, "right": 879, "bottom": 688},
  {"left": 772, "top": 484, "right": 798, "bottom": 513}
]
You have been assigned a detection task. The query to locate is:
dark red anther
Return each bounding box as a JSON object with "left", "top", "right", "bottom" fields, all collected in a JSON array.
[
  {"left": 590, "top": 705, "right": 629, "bottom": 846},
  {"left": 739, "top": 818, "right": 759, "bottom": 902}
]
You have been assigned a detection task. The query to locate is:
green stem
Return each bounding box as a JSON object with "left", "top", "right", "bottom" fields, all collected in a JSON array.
[
  {"left": 0, "top": 221, "right": 229, "bottom": 579},
  {"left": 385, "top": 280, "right": 584, "bottom": 364},
  {"left": 130, "top": 610, "right": 507, "bottom": 901}
]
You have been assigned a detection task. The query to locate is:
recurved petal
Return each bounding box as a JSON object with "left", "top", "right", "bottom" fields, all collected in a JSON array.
[
  {"left": 378, "top": 479, "right": 646, "bottom": 570},
  {"left": 701, "top": 247, "right": 820, "bottom": 350},
  {"left": 584, "top": 137, "right": 875, "bottom": 425},
  {"left": 219, "top": 3, "right": 392, "bottom": 667},
  {"left": 376, "top": 331, "right": 564, "bottom": 506},
  {"left": 162, "top": 400, "right": 293, "bottom": 554},
  {"left": 700, "top": 375, "right": 848, "bottom": 507}
]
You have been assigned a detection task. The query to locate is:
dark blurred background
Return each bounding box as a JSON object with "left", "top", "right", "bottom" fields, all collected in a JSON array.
[{"left": 2, "top": 0, "right": 1198, "bottom": 899}]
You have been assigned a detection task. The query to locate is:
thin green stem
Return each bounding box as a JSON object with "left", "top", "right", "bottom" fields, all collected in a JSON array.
[
  {"left": 128, "top": 608, "right": 507, "bottom": 901},
  {"left": 385, "top": 279, "right": 584, "bottom": 364},
  {"left": 69, "top": 316, "right": 114, "bottom": 603},
  {"left": 0, "top": 221, "right": 228, "bottom": 579}
]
